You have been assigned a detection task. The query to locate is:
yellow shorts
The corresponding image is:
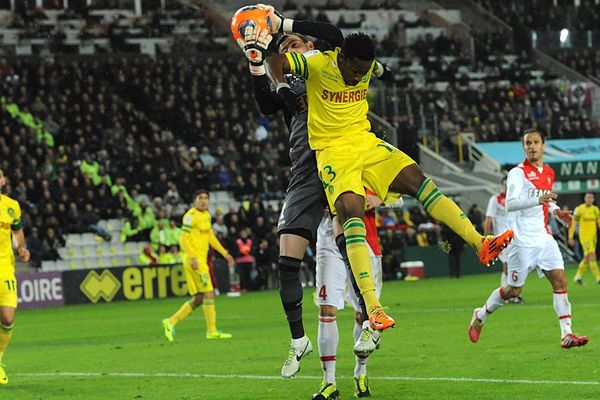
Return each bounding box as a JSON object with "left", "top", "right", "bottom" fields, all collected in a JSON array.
[
  {"left": 316, "top": 132, "right": 415, "bottom": 214},
  {"left": 183, "top": 257, "right": 213, "bottom": 296},
  {"left": 0, "top": 274, "right": 18, "bottom": 308},
  {"left": 580, "top": 238, "right": 597, "bottom": 256}
]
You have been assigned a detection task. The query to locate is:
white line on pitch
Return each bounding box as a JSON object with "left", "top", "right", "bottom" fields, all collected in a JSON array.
[{"left": 14, "top": 372, "right": 600, "bottom": 386}]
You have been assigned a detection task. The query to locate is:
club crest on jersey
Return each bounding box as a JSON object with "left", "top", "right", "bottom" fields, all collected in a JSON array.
[{"left": 526, "top": 171, "right": 539, "bottom": 180}]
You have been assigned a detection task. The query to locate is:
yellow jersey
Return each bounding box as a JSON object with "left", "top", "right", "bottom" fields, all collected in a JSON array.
[
  {"left": 285, "top": 48, "right": 380, "bottom": 150},
  {"left": 569, "top": 204, "right": 600, "bottom": 240},
  {"left": 0, "top": 194, "right": 22, "bottom": 275},
  {"left": 180, "top": 208, "right": 228, "bottom": 265}
]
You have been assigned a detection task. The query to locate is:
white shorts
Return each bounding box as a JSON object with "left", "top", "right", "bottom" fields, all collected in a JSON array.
[
  {"left": 315, "top": 239, "right": 382, "bottom": 312},
  {"left": 506, "top": 238, "right": 564, "bottom": 287}
]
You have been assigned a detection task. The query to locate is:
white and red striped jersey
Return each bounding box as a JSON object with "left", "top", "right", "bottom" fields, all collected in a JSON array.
[
  {"left": 506, "top": 159, "right": 559, "bottom": 247},
  {"left": 485, "top": 192, "right": 507, "bottom": 236}
]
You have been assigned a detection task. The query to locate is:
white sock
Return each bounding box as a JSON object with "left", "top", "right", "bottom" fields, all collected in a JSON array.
[
  {"left": 553, "top": 290, "right": 572, "bottom": 338},
  {"left": 500, "top": 271, "right": 508, "bottom": 287},
  {"left": 476, "top": 287, "right": 506, "bottom": 322},
  {"left": 291, "top": 335, "right": 307, "bottom": 347},
  {"left": 353, "top": 321, "right": 368, "bottom": 378},
  {"left": 318, "top": 315, "right": 338, "bottom": 384}
]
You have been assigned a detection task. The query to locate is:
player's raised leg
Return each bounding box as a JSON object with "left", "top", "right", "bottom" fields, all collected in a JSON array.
[
  {"left": 388, "top": 164, "right": 513, "bottom": 266},
  {"left": 469, "top": 286, "right": 513, "bottom": 343},
  {"left": 335, "top": 193, "right": 393, "bottom": 331}
]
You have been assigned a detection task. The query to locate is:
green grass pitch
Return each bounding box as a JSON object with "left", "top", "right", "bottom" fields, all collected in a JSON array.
[{"left": 4, "top": 266, "right": 600, "bottom": 399}]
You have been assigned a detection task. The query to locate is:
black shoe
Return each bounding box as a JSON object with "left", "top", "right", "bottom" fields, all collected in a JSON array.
[
  {"left": 312, "top": 382, "right": 340, "bottom": 400},
  {"left": 355, "top": 374, "right": 371, "bottom": 398}
]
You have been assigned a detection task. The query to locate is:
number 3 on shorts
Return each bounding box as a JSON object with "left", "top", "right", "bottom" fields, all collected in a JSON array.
[{"left": 319, "top": 165, "right": 336, "bottom": 193}]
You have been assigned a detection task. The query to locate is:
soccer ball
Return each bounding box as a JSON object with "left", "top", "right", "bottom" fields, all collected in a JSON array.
[{"left": 230, "top": 5, "right": 272, "bottom": 43}]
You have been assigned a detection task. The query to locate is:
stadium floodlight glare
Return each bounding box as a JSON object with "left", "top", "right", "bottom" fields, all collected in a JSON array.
[{"left": 560, "top": 29, "right": 569, "bottom": 43}]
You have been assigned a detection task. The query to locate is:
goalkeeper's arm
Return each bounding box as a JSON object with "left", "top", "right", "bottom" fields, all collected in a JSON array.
[
  {"left": 286, "top": 20, "right": 344, "bottom": 48},
  {"left": 262, "top": 4, "right": 344, "bottom": 48},
  {"left": 252, "top": 75, "right": 284, "bottom": 116}
]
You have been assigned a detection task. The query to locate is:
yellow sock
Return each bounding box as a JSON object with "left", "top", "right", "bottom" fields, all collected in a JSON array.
[
  {"left": 0, "top": 324, "right": 13, "bottom": 363},
  {"left": 588, "top": 260, "right": 600, "bottom": 282},
  {"left": 202, "top": 299, "right": 217, "bottom": 333},
  {"left": 575, "top": 259, "right": 588, "bottom": 280},
  {"left": 344, "top": 217, "right": 380, "bottom": 314},
  {"left": 169, "top": 301, "right": 194, "bottom": 326},
  {"left": 416, "top": 178, "right": 482, "bottom": 251}
]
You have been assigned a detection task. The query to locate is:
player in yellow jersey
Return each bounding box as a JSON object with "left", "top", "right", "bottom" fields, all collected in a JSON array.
[
  {"left": 568, "top": 192, "right": 600, "bottom": 284},
  {"left": 266, "top": 32, "right": 514, "bottom": 331},
  {"left": 162, "top": 190, "right": 235, "bottom": 341},
  {"left": 0, "top": 168, "right": 30, "bottom": 384}
]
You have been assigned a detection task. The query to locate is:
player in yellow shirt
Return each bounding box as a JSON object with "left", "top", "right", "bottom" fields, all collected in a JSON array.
[
  {"left": 162, "top": 190, "right": 235, "bottom": 340},
  {"left": 568, "top": 192, "right": 600, "bottom": 284},
  {"left": 266, "top": 32, "right": 513, "bottom": 330},
  {"left": 0, "top": 168, "right": 30, "bottom": 384}
]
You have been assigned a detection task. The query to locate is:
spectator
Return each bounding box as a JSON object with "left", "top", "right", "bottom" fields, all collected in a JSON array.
[
  {"left": 235, "top": 228, "right": 254, "bottom": 291},
  {"left": 41, "top": 227, "right": 65, "bottom": 261},
  {"left": 26, "top": 227, "right": 43, "bottom": 268}
]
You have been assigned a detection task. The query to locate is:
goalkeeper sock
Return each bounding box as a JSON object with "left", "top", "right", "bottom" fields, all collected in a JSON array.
[
  {"left": 344, "top": 218, "right": 380, "bottom": 315},
  {"left": 416, "top": 178, "right": 482, "bottom": 251},
  {"left": 588, "top": 260, "right": 600, "bottom": 282},
  {"left": 574, "top": 259, "right": 587, "bottom": 281},
  {"left": 278, "top": 256, "right": 305, "bottom": 339},
  {"left": 202, "top": 299, "right": 217, "bottom": 333},
  {"left": 0, "top": 324, "right": 13, "bottom": 363},
  {"left": 169, "top": 300, "right": 195, "bottom": 326}
]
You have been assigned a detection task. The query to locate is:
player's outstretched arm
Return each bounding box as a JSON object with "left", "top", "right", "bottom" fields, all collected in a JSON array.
[
  {"left": 252, "top": 74, "right": 284, "bottom": 115},
  {"left": 259, "top": 4, "right": 344, "bottom": 48},
  {"left": 265, "top": 54, "right": 297, "bottom": 113},
  {"left": 373, "top": 60, "right": 395, "bottom": 82}
]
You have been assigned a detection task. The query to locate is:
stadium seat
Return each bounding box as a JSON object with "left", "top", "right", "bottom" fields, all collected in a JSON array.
[
  {"left": 55, "top": 260, "right": 70, "bottom": 271},
  {"left": 81, "top": 233, "right": 97, "bottom": 245},
  {"left": 41, "top": 260, "right": 56, "bottom": 271},
  {"left": 65, "top": 234, "right": 83, "bottom": 247}
]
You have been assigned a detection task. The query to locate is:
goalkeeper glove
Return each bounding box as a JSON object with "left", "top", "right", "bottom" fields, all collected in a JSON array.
[
  {"left": 276, "top": 83, "right": 297, "bottom": 114},
  {"left": 257, "top": 4, "right": 293, "bottom": 33},
  {"left": 237, "top": 24, "right": 273, "bottom": 76}
]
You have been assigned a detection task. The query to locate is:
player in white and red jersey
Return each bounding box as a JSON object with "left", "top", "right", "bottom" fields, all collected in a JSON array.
[
  {"left": 469, "top": 130, "right": 588, "bottom": 349},
  {"left": 483, "top": 177, "right": 523, "bottom": 304},
  {"left": 313, "top": 190, "right": 397, "bottom": 399}
]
